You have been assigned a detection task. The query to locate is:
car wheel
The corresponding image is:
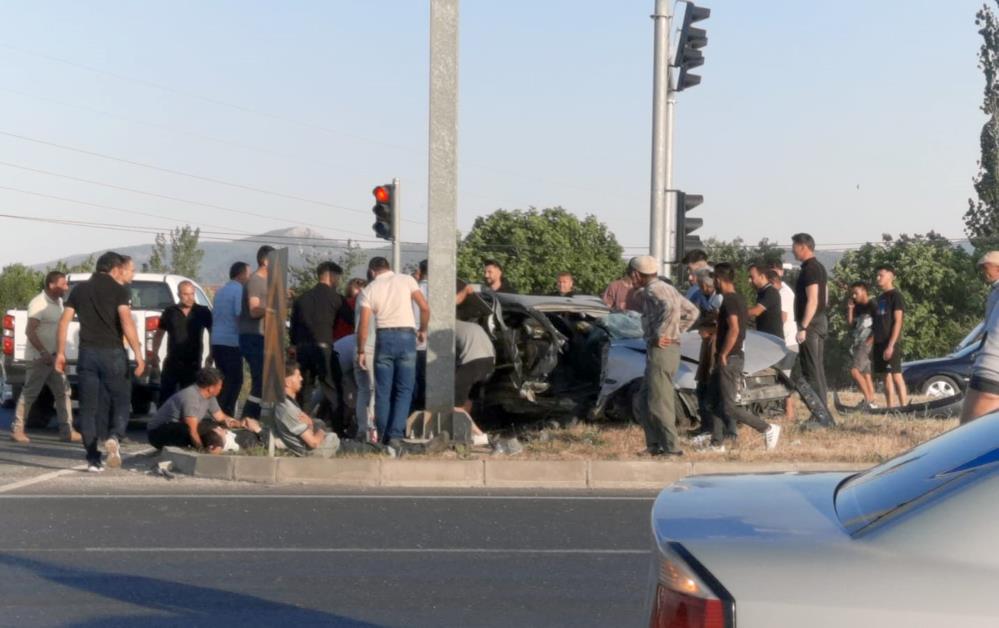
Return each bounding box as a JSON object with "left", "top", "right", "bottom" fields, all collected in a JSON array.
[{"left": 922, "top": 375, "right": 959, "bottom": 399}]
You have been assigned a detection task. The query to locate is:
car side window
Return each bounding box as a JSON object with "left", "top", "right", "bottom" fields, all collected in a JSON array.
[{"left": 194, "top": 287, "right": 211, "bottom": 307}]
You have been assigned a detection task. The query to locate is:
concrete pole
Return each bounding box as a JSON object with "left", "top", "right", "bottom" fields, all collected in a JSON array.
[
  {"left": 391, "top": 177, "right": 401, "bottom": 272},
  {"left": 649, "top": 0, "right": 671, "bottom": 273},
  {"left": 425, "top": 0, "right": 459, "bottom": 415}
]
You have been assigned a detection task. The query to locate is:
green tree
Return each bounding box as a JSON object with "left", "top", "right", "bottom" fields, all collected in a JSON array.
[
  {"left": 170, "top": 226, "right": 204, "bottom": 280},
  {"left": 148, "top": 233, "right": 168, "bottom": 273},
  {"left": 48, "top": 255, "right": 96, "bottom": 274},
  {"left": 288, "top": 241, "right": 369, "bottom": 297},
  {"left": 966, "top": 2, "right": 999, "bottom": 238},
  {"left": 146, "top": 226, "right": 203, "bottom": 279},
  {"left": 456, "top": 207, "right": 623, "bottom": 295},
  {"left": 827, "top": 233, "right": 985, "bottom": 386},
  {"left": 0, "top": 264, "right": 44, "bottom": 314},
  {"left": 337, "top": 239, "right": 367, "bottom": 279}
]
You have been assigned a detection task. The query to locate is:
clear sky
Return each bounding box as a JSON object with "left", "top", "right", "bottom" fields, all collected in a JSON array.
[{"left": 0, "top": 0, "right": 987, "bottom": 267}]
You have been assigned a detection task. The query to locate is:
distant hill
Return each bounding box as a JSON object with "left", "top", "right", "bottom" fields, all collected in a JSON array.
[{"left": 33, "top": 227, "right": 428, "bottom": 288}]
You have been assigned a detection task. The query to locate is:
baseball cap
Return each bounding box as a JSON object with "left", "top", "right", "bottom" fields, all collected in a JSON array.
[
  {"left": 630, "top": 255, "right": 659, "bottom": 275},
  {"left": 978, "top": 251, "right": 999, "bottom": 267}
]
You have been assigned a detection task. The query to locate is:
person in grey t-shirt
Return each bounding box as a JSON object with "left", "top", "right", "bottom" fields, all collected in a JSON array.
[
  {"left": 454, "top": 321, "right": 495, "bottom": 414},
  {"left": 147, "top": 368, "right": 243, "bottom": 450},
  {"left": 238, "top": 245, "right": 273, "bottom": 420}
]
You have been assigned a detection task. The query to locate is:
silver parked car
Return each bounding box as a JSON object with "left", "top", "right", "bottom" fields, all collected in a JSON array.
[{"left": 646, "top": 412, "right": 999, "bottom": 627}]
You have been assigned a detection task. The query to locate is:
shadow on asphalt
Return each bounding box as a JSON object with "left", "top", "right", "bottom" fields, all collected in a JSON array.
[{"left": 0, "top": 553, "right": 381, "bottom": 627}]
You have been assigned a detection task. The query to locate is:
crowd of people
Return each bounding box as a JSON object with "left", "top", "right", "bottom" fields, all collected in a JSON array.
[{"left": 11, "top": 234, "right": 999, "bottom": 468}]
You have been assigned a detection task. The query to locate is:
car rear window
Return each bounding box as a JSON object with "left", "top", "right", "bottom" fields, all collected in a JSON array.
[
  {"left": 835, "top": 414, "right": 999, "bottom": 535},
  {"left": 68, "top": 281, "right": 175, "bottom": 311}
]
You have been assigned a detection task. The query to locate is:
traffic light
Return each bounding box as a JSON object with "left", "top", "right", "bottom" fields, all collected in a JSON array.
[
  {"left": 675, "top": 191, "right": 704, "bottom": 262},
  {"left": 674, "top": 2, "right": 710, "bottom": 91},
  {"left": 372, "top": 183, "right": 396, "bottom": 240}
]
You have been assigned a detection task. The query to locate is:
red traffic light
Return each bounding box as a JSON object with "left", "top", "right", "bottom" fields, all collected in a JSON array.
[{"left": 373, "top": 185, "right": 392, "bottom": 203}]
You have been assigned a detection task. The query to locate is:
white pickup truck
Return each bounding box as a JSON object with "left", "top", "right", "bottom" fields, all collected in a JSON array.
[{"left": 1, "top": 273, "right": 212, "bottom": 419}]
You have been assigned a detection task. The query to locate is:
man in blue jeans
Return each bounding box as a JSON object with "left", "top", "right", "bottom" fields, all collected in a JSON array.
[
  {"left": 356, "top": 257, "right": 429, "bottom": 447},
  {"left": 211, "top": 261, "right": 249, "bottom": 416},
  {"left": 55, "top": 252, "right": 145, "bottom": 472},
  {"left": 238, "top": 246, "right": 273, "bottom": 420}
]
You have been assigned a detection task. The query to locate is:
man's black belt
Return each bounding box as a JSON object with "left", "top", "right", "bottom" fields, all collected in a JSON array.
[{"left": 379, "top": 327, "right": 415, "bottom": 333}]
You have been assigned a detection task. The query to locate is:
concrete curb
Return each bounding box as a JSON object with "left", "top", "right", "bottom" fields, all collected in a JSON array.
[{"left": 159, "top": 448, "right": 871, "bottom": 490}]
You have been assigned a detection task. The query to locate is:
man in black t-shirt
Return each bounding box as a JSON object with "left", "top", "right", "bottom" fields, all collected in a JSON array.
[
  {"left": 873, "top": 264, "right": 909, "bottom": 408},
  {"left": 747, "top": 264, "right": 783, "bottom": 338},
  {"left": 698, "top": 263, "right": 780, "bottom": 451},
  {"left": 290, "top": 261, "right": 345, "bottom": 430},
  {"left": 55, "top": 252, "right": 145, "bottom": 471},
  {"left": 791, "top": 233, "right": 834, "bottom": 426},
  {"left": 152, "top": 280, "right": 213, "bottom": 405}
]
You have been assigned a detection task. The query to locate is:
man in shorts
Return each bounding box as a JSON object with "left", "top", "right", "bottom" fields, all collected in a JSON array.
[
  {"left": 847, "top": 281, "right": 877, "bottom": 410},
  {"left": 872, "top": 265, "right": 909, "bottom": 408}
]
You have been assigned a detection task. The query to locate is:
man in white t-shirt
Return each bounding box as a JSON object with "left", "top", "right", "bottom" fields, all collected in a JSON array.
[
  {"left": 768, "top": 261, "right": 797, "bottom": 421},
  {"left": 12, "top": 271, "right": 80, "bottom": 443},
  {"left": 356, "top": 257, "right": 430, "bottom": 446}
]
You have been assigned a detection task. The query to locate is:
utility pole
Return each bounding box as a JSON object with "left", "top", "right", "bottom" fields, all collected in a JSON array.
[
  {"left": 425, "top": 0, "right": 459, "bottom": 419},
  {"left": 649, "top": 0, "right": 672, "bottom": 275},
  {"left": 391, "top": 177, "right": 401, "bottom": 271}
]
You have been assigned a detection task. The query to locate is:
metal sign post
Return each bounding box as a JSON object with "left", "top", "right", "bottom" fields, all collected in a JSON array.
[
  {"left": 391, "top": 177, "right": 401, "bottom": 271},
  {"left": 649, "top": 0, "right": 673, "bottom": 274}
]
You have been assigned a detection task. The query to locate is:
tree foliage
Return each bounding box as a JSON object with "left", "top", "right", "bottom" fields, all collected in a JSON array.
[
  {"left": 456, "top": 207, "right": 623, "bottom": 295},
  {"left": 0, "top": 264, "right": 44, "bottom": 314},
  {"left": 145, "top": 227, "right": 203, "bottom": 280},
  {"left": 48, "top": 255, "right": 96, "bottom": 274},
  {"left": 966, "top": 2, "right": 999, "bottom": 237},
  {"left": 827, "top": 233, "right": 985, "bottom": 385}
]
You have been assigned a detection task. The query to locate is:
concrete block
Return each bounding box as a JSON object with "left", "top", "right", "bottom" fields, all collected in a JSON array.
[
  {"left": 233, "top": 456, "right": 277, "bottom": 483},
  {"left": 485, "top": 460, "right": 588, "bottom": 488},
  {"left": 160, "top": 447, "right": 196, "bottom": 476},
  {"left": 193, "top": 454, "right": 234, "bottom": 480},
  {"left": 690, "top": 462, "right": 798, "bottom": 476},
  {"left": 381, "top": 460, "right": 483, "bottom": 487},
  {"left": 588, "top": 460, "right": 691, "bottom": 489},
  {"left": 276, "top": 457, "right": 381, "bottom": 486}
]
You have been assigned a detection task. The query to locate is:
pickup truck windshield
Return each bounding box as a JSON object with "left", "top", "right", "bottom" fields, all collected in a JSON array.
[
  {"left": 68, "top": 281, "right": 174, "bottom": 311},
  {"left": 835, "top": 414, "right": 999, "bottom": 535}
]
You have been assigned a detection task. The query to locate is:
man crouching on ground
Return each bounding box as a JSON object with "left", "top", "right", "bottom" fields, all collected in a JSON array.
[
  {"left": 277, "top": 359, "right": 391, "bottom": 457},
  {"left": 147, "top": 367, "right": 250, "bottom": 451}
]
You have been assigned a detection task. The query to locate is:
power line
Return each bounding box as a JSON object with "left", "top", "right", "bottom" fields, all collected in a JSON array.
[
  {"left": 0, "top": 128, "right": 425, "bottom": 225},
  {"left": 0, "top": 160, "right": 377, "bottom": 239}
]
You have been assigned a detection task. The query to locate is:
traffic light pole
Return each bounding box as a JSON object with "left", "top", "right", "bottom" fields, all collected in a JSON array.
[
  {"left": 425, "top": 0, "right": 459, "bottom": 419},
  {"left": 391, "top": 177, "right": 401, "bottom": 271},
  {"left": 649, "top": 0, "right": 673, "bottom": 275}
]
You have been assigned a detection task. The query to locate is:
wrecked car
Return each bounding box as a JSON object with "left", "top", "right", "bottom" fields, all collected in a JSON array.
[{"left": 460, "top": 292, "right": 829, "bottom": 426}]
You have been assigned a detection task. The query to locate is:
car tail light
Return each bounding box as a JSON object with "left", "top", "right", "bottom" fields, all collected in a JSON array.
[
  {"left": 2, "top": 315, "right": 13, "bottom": 356},
  {"left": 145, "top": 316, "right": 160, "bottom": 362},
  {"left": 649, "top": 543, "right": 733, "bottom": 628}
]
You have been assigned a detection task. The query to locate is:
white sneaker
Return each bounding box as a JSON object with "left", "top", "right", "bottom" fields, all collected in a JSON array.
[
  {"left": 689, "top": 433, "right": 712, "bottom": 448},
  {"left": 706, "top": 444, "right": 726, "bottom": 453},
  {"left": 472, "top": 433, "right": 490, "bottom": 447},
  {"left": 86, "top": 463, "right": 104, "bottom": 473},
  {"left": 105, "top": 438, "right": 122, "bottom": 469},
  {"left": 764, "top": 424, "right": 781, "bottom": 451}
]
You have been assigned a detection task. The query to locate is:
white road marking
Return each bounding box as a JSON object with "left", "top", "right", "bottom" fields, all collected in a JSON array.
[
  {"left": 0, "top": 447, "right": 155, "bottom": 494},
  {"left": 0, "top": 493, "right": 655, "bottom": 501},
  {"left": 1, "top": 547, "right": 648, "bottom": 555}
]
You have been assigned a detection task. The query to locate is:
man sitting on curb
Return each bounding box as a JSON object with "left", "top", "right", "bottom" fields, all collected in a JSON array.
[
  {"left": 277, "top": 359, "right": 399, "bottom": 457},
  {"left": 147, "top": 367, "right": 249, "bottom": 451}
]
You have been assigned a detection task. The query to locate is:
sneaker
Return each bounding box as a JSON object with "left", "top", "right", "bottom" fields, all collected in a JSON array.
[
  {"left": 11, "top": 430, "right": 30, "bottom": 444},
  {"left": 689, "top": 433, "right": 712, "bottom": 448},
  {"left": 655, "top": 448, "right": 684, "bottom": 457},
  {"left": 105, "top": 437, "right": 122, "bottom": 469},
  {"left": 765, "top": 424, "right": 781, "bottom": 451},
  {"left": 472, "top": 432, "right": 490, "bottom": 447},
  {"left": 62, "top": 430, "right": 82, "bottom": 443},
  {"left": 86, "top": 463, "right": 104, "bottom": 473},
  {"left": 705, "top": 443, "right": 726, "bottom": 453}
]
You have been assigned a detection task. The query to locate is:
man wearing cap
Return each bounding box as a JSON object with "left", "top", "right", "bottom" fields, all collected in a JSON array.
[
  {"left": 631, "top": 255, "right": 700, "bottom": 456},
  {"left": 602, "top": 263, "right": 644, "bottom": 312},
  {"left": 962, "top": 252, "right": 999, "bottom": 423}
]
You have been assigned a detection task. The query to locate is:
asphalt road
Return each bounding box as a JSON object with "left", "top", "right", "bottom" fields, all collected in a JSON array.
[{"left": 0, "top": 406, "right": 658, "bottom": 627}]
